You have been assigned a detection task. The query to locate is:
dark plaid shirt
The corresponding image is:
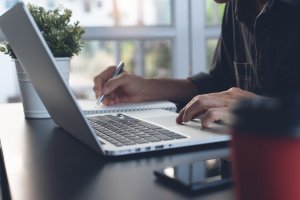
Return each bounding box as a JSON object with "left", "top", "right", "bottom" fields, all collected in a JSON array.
[{"left": 189, "top": 0, "right": 300, "bottom": 96}]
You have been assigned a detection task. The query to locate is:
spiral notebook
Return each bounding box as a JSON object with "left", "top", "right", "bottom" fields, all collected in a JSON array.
[{"left": 80, "top": 100, "right": 177, "bottom": 115}]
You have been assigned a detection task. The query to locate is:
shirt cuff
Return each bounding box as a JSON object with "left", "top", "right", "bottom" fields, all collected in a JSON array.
[{"left": 189, "top": 72, "right": 219, "bottom": 95}]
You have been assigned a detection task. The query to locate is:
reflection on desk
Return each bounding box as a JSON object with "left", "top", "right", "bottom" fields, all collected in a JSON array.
[{"left": 0, "top": 103, "right": 233, "bottom": 200}]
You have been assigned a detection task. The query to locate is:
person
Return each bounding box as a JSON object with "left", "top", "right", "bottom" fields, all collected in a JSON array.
[{"left": 93, "top": 0, "right": 300, "bottom": 128}]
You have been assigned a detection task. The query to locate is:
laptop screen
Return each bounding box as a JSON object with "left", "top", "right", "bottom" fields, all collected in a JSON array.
[{"left": 0, "top": 2, "right": 102, "bottom": 154}]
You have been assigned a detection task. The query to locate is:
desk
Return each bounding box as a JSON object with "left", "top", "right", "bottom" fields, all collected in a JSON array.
[{"left": 0, "top": 103, "right": 234, "bottom": 200}]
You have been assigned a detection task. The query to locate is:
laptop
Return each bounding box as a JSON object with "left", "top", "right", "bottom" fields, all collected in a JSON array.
[{"left": 0, "top": 2, "right": 229, "bottom": 156}]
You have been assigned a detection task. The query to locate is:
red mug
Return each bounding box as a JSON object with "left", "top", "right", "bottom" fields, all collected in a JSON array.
[{"left": 230, "top": 96, "right": 300, "bottom": 200}]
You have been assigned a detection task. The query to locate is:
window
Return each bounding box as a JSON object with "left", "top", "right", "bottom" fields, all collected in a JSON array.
[
  {"left": 0, "top": 0, "right": 224, "bottom": 103},
  {"left": 205, "top": 0, "right": 224, "bottom": 70},
  {"left": 205, "top": 0, "right": 225, "bottom": 27}
]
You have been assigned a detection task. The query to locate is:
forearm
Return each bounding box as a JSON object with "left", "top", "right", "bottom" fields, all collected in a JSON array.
[{"left": 141, "top": 78, "right": 198, "bottom": 104}]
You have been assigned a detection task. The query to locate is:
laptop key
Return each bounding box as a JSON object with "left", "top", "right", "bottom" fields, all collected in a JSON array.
[
  {"left": 131, "top": 138, "right": 149, "bottom": 144},
  {"left": 137, "top": 121, "right": 161, "bottom": 129},
  {"left": 106, "top": 138, "right": 119, "bottom": 144},
  {"left": 128, "top": 130, "right": 141, "bottom": 134},
  {"left": 113, "top": 143, "right": 124, "bottom": 147},
  {"left": 153, "top": 134, "right": 173, "bottom": 141},
  {"left": 89, "top": 114, "right": 187, "bottom": 147},
  {"left": 121, "top": 141, "right": 136, "bottom": 146},
  {"left": 116, "top": 138, "right": 132, "bottom": 143},
  {"left": 163, "top": 132, "right": 182, "bottom": 137},
  {"left": 96, "top": 133, "right": 106, "bottom": 137},
  {"left": 98, "top": 140, "right": 106, "bottom": 145},
  {"left": 136, "top": 133, "right": 149, "bottom": 137},
  {"left": 173, "top": 135, "right": 187, "bottom": 139},
  {"left": 143, "top": 136, "right": 161, "bottom": 142},
  {"left": 127, "top": 136, "right": 140, "bottom": 141}
]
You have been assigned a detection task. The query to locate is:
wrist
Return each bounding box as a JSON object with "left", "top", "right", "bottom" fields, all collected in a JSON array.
[{"left": 140, "top": 78, "right": 198, "bottom": 103}]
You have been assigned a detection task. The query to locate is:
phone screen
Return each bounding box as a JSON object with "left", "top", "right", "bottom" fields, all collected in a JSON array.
[{"left": 154, "top": 158, "right": 231, "bottom": 192}]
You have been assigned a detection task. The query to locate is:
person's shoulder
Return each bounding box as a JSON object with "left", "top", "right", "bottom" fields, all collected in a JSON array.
[
  {"left": 279, "top": 0, "right": 300, "bottom": 6},
  {"left": 222, "top": 1, "right": 236, "bottom": 20}
]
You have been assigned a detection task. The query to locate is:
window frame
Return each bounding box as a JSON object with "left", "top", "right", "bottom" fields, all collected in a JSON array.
[
  {"left": 80, "top": 0, "right": 190, "bottom": 78},
  {"left": 190, "top": 0, "right": 221, "bottom": 74},
  {"left": 0, "top": 0, "right": 221, "bottom": 76},
  {"left": 0, "top": 0, "right": 223, "bottom": 103}
]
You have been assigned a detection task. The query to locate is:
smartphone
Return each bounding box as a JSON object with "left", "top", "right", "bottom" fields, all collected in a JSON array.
[{"left": 154, "top": 158, "right": 232, "bottom": 193}]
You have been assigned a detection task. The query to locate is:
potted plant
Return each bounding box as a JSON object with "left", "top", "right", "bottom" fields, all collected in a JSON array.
[{"left": 0, "top": 4, "right": 85, "bottom": 118}]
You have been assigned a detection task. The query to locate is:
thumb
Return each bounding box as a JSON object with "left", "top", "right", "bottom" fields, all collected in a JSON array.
[{"left": 201, "top": 107, "right": 230, "bottom": 128}]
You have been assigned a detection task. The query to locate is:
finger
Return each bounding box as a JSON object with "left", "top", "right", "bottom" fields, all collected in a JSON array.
[
  {"left": 93, "top": 78, "right": 102, "bottom": 98},
  {"left": 177, "top": 109, "right": 200, "bottom": 125},
  {"left": 177, "top": 95, "right": 234, "bottom": 124},
  {"left": 181, "top": 96, "right": 231, "bottom": 123},
  {"left": 201, "top": 107, "right": 230, "bottom": 128},
  {"left": 102, "top": 93, "right": 117, "bottom": 105},
  {"left": 176, "top": 96, "right": 211, "bottom": 124},
  {"left": 203, "top": 91, "right": 239, "bottom": 100},
  {"left": 176, "top": 109, "right": 185, "bottom": 124},
  {"left": 176, "top": 100, "right": 193, "bottom": 124},
  {"left": 93, "top": 66, "right": 117, "bottom": 97},
  {"left": 102, "top": 72, "right": 130, "bottom": 95},
  {"left": 217, "top": 87, "right": 256, "bottom": 99}
]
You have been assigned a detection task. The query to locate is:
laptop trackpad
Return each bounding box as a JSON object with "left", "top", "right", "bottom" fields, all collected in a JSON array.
[{"left": 127, "top": 109, "right": 201, "bottom": 129}]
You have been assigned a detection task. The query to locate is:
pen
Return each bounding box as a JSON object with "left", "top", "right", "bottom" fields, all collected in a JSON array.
[{"left": 96, "top": 61, "right": 125, "bottom": 105}]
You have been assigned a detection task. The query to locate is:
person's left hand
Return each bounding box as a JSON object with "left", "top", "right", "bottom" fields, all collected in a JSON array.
[{"left": 176, "top": 87, "right": 256, "bottom": 128}]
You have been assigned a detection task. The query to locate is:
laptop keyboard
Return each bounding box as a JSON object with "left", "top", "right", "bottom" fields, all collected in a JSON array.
[{"left": 88, "top": 114, "right": 187, "bottom": 147}]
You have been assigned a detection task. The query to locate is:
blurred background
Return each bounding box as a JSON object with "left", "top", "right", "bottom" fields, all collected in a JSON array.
[{"left": 0, "top": 0, "right": 224, "bottom": 103}]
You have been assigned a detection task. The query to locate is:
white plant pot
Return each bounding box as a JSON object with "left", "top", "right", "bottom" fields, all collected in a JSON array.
[{"left": 15, "top": 58, "right": 70, "bottom": 118}]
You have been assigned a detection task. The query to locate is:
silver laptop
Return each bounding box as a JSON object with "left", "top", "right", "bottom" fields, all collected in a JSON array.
[{"left": 0, "top": 2, "right": 229, "bottom": 156}]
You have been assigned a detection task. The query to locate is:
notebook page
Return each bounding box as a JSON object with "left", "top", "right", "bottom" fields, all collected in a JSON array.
[{"left": 79, "top": 100, "right": 177, "bottom": 115}]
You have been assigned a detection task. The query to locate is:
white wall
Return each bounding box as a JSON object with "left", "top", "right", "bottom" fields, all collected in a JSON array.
[{"left": 0, "top": 55, "right": 19, "bottom": 103}]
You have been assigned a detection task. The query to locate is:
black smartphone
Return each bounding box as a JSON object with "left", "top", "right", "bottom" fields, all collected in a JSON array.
[{"left": 154, "top": 158, "right": 232, "bottom": 193}]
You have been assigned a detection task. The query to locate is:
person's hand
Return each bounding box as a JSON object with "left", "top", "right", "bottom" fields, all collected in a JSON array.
[
  {"left": 93, "top": 66, "right": 149, "bottom": 105},
  {"left": 93, "top": 66, "right": 200, "bottom": 106},
  {"left": 176, "top": 87, "right": 256, "bottom": 128}
]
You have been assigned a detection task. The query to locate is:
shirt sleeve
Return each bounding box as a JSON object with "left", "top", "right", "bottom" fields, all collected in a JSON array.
[{"left": 189, "top": 3, "right": 236, "bottom": 94}]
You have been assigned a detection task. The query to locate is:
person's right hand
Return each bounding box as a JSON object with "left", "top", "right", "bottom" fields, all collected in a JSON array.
[{"left": 93, "top": 66, "right": 149, "bottom": 105}]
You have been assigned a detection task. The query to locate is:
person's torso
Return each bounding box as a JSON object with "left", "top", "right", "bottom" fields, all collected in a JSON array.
[{"left": 228, "top": 0, "right": 300, "bottom": 96}]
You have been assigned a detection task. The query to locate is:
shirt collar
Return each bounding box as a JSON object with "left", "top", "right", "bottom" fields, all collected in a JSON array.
[
  {"left": 235, "top": 0, "right": 276, "bottom": 27},
  {"left": 235, "top": 0, "right": 257, "bottom": 27}
]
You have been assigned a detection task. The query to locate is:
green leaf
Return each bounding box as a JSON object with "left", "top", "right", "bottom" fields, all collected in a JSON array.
[
  {"left": 1, "top": 3, "right": 85, "bottom": 59},
  {"left": 0, "top": 45, "right": 6, "bottom": 53}
]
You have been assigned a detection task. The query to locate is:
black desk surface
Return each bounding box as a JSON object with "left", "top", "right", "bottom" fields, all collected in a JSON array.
[{"left": 0, "top": 103, "right": 234, "bottom": 200}]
